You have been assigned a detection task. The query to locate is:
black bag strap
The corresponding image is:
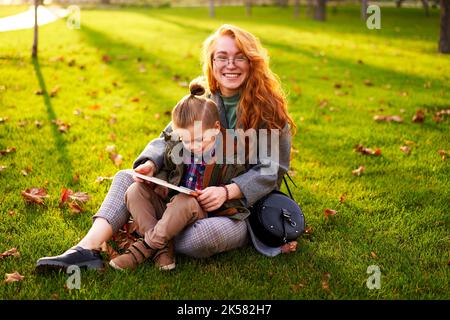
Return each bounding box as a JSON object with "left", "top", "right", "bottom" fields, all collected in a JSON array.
[{"left": 283, "top": 172, "right": 298, "bottom": 201}]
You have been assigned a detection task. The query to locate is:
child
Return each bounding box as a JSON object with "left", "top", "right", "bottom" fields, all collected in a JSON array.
[{"left": 109, "top": 80, "right": 249, "bottom": 271}]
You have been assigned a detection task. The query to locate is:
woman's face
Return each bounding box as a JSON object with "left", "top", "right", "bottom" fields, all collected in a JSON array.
[{"left": 212, "top": 35, "right": 250, "bottom": 97}]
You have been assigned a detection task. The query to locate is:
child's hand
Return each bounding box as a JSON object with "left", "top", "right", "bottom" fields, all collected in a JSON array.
[
  {"left": 154, "top": 185, "right": 169, "bottom": 199},
  {"left": 133, "top": 160, "right": 156, "bottom": 185}
]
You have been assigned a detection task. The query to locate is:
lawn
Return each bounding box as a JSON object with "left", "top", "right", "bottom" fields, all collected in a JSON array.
[{"left": 0, "top": 4, "right": 449, "bottom": 300}]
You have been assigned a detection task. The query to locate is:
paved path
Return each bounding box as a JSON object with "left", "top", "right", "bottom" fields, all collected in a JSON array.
[{"left": 0, "top": 5, "right": 69, "bottom": 32}]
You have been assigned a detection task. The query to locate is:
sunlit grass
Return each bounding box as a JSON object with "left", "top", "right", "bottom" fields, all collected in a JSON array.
[{"left": 0, "top": 5, "right": 448, "bottom": 299}]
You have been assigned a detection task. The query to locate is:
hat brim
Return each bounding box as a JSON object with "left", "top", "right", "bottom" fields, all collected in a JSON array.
[{"left": 245, "top": 219, "right": 282, "bottom": 257}]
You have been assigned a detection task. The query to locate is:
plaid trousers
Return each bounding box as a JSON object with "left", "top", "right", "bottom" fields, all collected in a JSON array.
[{"left": 93, "top": 170, "right": 249, "bottom": 258}]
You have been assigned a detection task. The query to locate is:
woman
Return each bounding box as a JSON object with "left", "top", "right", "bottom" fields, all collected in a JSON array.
[{"left": 36, "top": 24, "right": 296, "bottom": 272}]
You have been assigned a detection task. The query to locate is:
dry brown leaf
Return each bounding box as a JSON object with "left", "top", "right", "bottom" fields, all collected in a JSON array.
[
  {"left": 0, "top": 248, "right": 20, "bottom": 259},
  {"left": 281, "top": 241, "right": 298, "bottom": 254},
  {"left": 339, "top": 193, "right": 347, "bottom": 204},
  {"left": 21, "top": 187, "right": 49, "bottom": 205},
  {"left": 102, "top": 55, "right": 111, "bottom": 63},
  {"left": 0, "top": 147, "right": 16, "bottom": 155},
  {"left": 354, "top": 144, "right": 382, "bottom": 156},
  {"left": 373, "top": 115, "right": 403, "bottom": 123},
  {"left": 412, "top": 110, "right": 425, "bottom": 123},
  {"left": 0, "top": 117, "right": 9, "bottom": 124},
  {"left": 5, "top": 271, "right": 24, "bottom": 283},
  {"left": 363, "top": 79, "right": 374, "bottom": 86},
  {"left": 50, "top": 85, "right": 60, "bottom": 97},
  {"left": 324, "top": 209, "right": 337, "bottom": 220},
  {"left": 352, "top": 165, "right": 365, "bottom": 176},
  {"left": 110, "top": 153, "right": 123, "bottom": 167},
  {"left": 437, "top": 149, "right": 449, "bottom": 161},
  {"left": 130, "top": 97, "right": 140, "bottom": 103},
  {"left": 95, "top": 176, "right": 113, "bottom": 184},
  {"left": 400, "top": 146, "right": 411, "bottom": 155},
  {"left": 0, "top": 165, "right": 7, "bottom": 171},
  {"left": 322, "top": 272, "right": 331, "bottom": 292},
  {"left": 370, "top": 251, "right": 377, "bottom": 258}
]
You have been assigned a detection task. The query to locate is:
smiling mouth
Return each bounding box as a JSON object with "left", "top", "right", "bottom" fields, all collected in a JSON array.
[{"left": 222, "top": 73, "right": 241, "bottom": 79}]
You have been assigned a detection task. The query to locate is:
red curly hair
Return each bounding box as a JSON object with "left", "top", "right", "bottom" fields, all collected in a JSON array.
[{"left": 202, "top": 24, "right": 296, "bottom": 134}]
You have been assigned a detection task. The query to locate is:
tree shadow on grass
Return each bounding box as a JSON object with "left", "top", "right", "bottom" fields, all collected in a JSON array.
[{"left": 32, "top": 57, "right": 74, "bottom": 183}]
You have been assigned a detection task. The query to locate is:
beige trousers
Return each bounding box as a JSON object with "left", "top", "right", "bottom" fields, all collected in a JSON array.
[{"left": 125, "top": 182, "right": 207, "bottom": 250}]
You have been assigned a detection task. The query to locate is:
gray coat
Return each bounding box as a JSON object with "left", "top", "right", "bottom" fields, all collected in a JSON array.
[{"left": 133, "top": 92, "right": 292, "bottom": 208}]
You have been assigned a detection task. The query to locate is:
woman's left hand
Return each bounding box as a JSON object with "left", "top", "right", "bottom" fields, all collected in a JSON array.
[{"left": 196, "top": 186, "right": 227, "bottom": 212}]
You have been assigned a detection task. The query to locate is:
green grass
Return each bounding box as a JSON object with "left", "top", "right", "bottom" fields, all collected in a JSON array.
[
  {"left": 0, "top": 5, "right": 449, "bottom": 299},
  {"left": 0, "top": 5, "right": 29, "bottom": 18}
]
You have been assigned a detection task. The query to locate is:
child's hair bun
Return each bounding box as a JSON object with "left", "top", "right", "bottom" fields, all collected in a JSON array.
[{"left": 189, "top": 79, "right": 206, "bottom": 96}]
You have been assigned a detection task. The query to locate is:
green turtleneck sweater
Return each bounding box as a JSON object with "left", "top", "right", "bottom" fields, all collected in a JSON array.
[{"left": 220, "top": 92, "right": 240, "bottom": 129}]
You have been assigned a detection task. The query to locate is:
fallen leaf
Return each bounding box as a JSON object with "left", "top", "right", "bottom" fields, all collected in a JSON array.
[
  {"left": 178, "top": 81, "right": 188, "bottom": 88},
  {"left": 0, "top": 117, "right": 9, "bottom": 124},
  {"left": 363, "top": 79, "right": 374, "bottom": 86},
  {"left": 324, "top": 209, "right": 337, "bottom": 220},
  {"left": 154, "top": 113, "right": 161, "bottom": 120},
  {"left": 102, "top": 55, "right": 111, "bottom": 63},
  {"left": 354, "top": 144, "right": 382, "bottom": 156},
  {"left": 21, "top": 187, "right": 49, "bottom": 205},
  {"left": 0, "top": 147, "right": 17, "bottom": 155},
  {"left": 437, "top": 149, "right": 449, "bottom": 161},
  {"left": 110, "top": 153, "right": 123, "bottom": 167},
  {"left": 352, "top": 165, "right": 365, "bottom": 176},
  {"left": 339, "top": 193, "right": 347, "bottom": 204},
  {"left": 373, "top": 115, "right": 403, "bottom": 123},
  {"left": 21, "top": 166, "right": 32, "bottom": 176},
  {"left": 5, "top": 271, "right": 24, "bottom": 283},
  {"left": 322, "top": 273, "right": 331, "bottom": 292},
  {"left": 95, "top": 176, "right": 113, "bottom": 184},
  {"left": 291, "top": 282, "right": 305, "bottom": 292},
  {"left": 50, "top": 85, "right": 60, "bottom": 97},
  {"left": 109, "top": 114, "right": 117, "bottom": 125},
  {"left": 70, "top": 191, "right": 90, "bottom": 203},
  {"left": 8, "top": 210, "right": 15, "bottom": 216},
  {"left": 68, "top": 201, "right": 83, "bottom": 214},
  {"left": 281, "top": 241, "right": 298, "bottom": 254},
  {"left": 34, "top": 89, "right": 44, "bottom": 95},
  {"left": 400, "top": 146, "right": 411, "bottom": 155},
  {"left": 67, "top": 59, "right": 76, "bottom": 67},
  {"left": 34, "top": 120, "right": 43, "bottom": 128},
  {"left": 130, "top": 97, "right": 140, "bottom": 103},
  {"left": 412, "top": 110, "right": 425, "bottom": 123},
  {"left": 100, "top": 242, "right": 120, "bottom": 260},
  {"left": 0, "top": 248, "right": 20, "bottom": 259},
  {"left": 370, "top": 251, "right": 377, "bottom": 258},
  {"left": 18, "top": 120, "right": 28, "bottom": 127},
  {"left": 318, "top": 99, "right": 328, "bottom": 109},
  {"left": 0, "top": 165, "right": 7, "bottom": 171},
  {"left": 138, "top": 64, "right": 147, "bottom": 73},
  {"left": 105, "top": 145, "right": 116, "bottom": 153},
  {"left": 88, "top": 105, "right": 101, "bottom": 110}
]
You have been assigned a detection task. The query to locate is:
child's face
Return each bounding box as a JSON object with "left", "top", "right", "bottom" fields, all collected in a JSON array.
[{"left": 175, "top": 121, "right": 220, "bottom": 154}]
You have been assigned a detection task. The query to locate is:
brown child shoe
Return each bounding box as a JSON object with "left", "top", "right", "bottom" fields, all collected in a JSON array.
[
  {"left": 109, "top": 239, "right": 157, "bottom": 271},
  {"left": 153, "top": 240, "right": 175, "bottom": 271}
]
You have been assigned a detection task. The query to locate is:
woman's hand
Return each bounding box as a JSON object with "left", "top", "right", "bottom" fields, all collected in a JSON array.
[
  {"left": 196, "top": 186, "right": 227, "bottom": 212},
  {"left": 133, "top": 160, "right": 156, "bottom": 185}
]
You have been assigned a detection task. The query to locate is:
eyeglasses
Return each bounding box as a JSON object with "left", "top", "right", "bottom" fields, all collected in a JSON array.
[{"left": 213, "top": 55, "right": 248, "bottom": 67}]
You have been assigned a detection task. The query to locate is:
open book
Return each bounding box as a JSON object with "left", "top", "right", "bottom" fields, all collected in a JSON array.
[{"left": 124, "top": 169, "right": 198, "bottom": 197}]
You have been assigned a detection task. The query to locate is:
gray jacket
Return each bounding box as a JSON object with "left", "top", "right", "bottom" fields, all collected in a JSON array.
[{"left": 133, "top": 92, "right": 292, "bottom": 207}]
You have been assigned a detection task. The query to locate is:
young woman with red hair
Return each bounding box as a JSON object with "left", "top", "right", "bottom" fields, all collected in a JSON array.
[{"left": 36, "top": 24, "right": 296, "bottom": 272}]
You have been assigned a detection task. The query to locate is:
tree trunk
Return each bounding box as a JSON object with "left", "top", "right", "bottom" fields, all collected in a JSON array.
[
  {"left": 246, "top": 0, "right": 251, "bottom": 17},
  {"left": 361, "top": 0, "right": 368, "bottom": 20},
  {"left": 101, "top": 0, "right": 110, "bottom": 4},
  {"left": 439, "top": 0, "right": 450, "bottom": 53},
  {"left": 32, "top": 0, "right": 38, "bottom": 58},
  {"left": 421, "top": 0, "right": 430, "bottom": 16},
  {"left": 314, "top": 0, "right": 326, "bottom": 21},
  {"left": 209, "top": 0, "right": 215, "bottom": 18},
  {"left": 294, "top": 0, "right": 300, "bottom": 19},
  {"left": 396, "top": 0, "right": 405, "bottom": 8},
  {"left": 277, "top": 0, "right": 289, "bottom": 7},
  {"left": 306, "top": 0, "right": 313, "bottom": 18}
]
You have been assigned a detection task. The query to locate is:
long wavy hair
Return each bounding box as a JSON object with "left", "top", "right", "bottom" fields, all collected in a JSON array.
[{"left": 202, "top": 24, "right": 296, "bottom": 134}]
